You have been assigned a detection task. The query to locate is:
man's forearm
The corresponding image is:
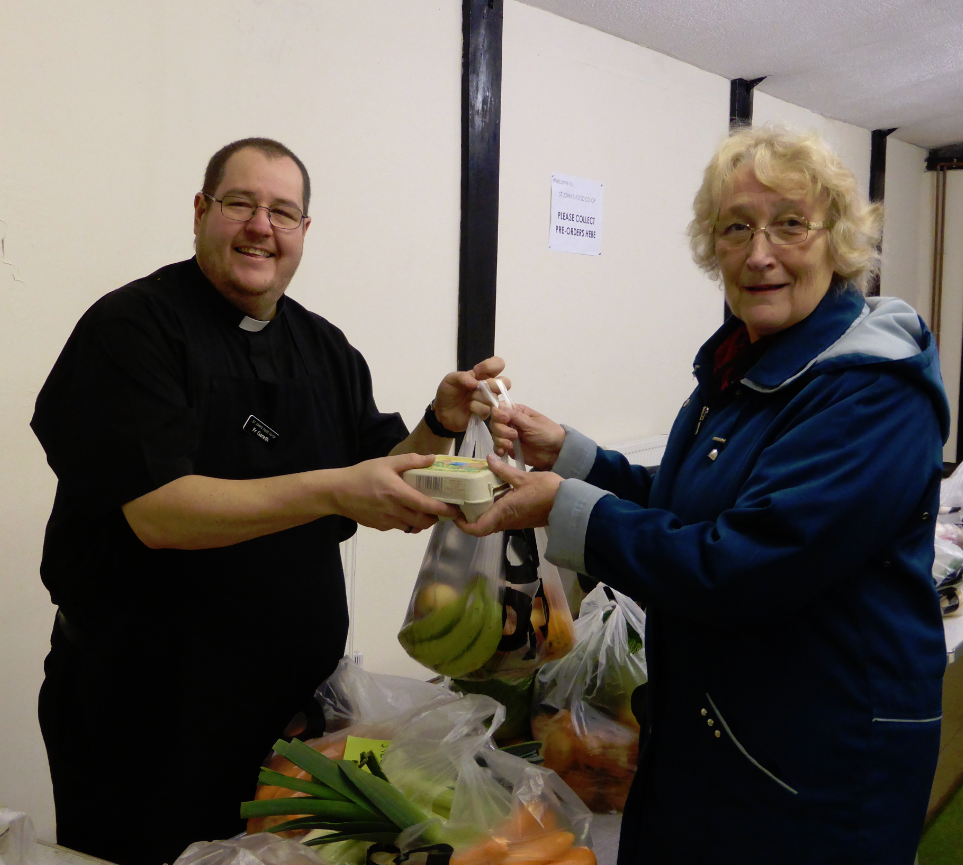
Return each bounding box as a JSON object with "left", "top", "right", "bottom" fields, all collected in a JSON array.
[
  {"left": 389, "top": 418, "right": 453, "bottom": 458},
  {"left": 122, "top": 471, "right": 343, "bottom": 550}
]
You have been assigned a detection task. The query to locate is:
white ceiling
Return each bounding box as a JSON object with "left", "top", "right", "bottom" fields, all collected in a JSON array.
[{"left": 518, "top": 0, "right": 963, "bottom": 150}]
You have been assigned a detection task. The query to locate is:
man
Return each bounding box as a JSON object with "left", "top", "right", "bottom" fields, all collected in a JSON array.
[{"left": 31, "top": 137, "right": 503, "bottom": 865}]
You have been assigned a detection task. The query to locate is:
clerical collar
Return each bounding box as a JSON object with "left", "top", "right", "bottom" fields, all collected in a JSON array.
[{"left": 239, "top": 316, "right": 271, "bottom": 332}]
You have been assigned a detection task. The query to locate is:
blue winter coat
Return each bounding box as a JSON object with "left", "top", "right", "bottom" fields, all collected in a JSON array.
[{"left": 546, "top": 285, "right": 949, "bottom": 865}]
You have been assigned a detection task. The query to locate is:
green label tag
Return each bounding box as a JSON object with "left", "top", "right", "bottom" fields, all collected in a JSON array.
[{"left": 343, "top": 735, "right": 390, "bottom": 770}]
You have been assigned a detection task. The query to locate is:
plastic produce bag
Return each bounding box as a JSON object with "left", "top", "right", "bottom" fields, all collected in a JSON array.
[
  {"left": 317, "top": 656, "right": 454, "bottom": 734},
  {"left": 248, "top": 664, "right": 461, "bottom": 843},
  {"left": 933, "top": 536, "right": 963, "bottom": 616},
  {"left": 246, "top": 692, "right": 596, "bottom": 865},
  {"left": 174, "top": 835, "right": 323, "bottom": 865},
  {"left": 532, "top": 585, "right": 648, "bottom": 814},
  {"left": 398, "top": 414, "right": 575, "bottom": 682},
  {"left": 942, "top": 461, "right": 963, "bottom": 509},
  {"left": 0, "top": 809, "right": 42, "bottom": 865},
  {"left": 380, "top": 693, "right": 595, "bottom": 865}
]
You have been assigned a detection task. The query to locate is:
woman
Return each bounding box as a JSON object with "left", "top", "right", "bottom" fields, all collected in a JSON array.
[{"left": 462, "top": 126, "right": 949, "bottom": 864}]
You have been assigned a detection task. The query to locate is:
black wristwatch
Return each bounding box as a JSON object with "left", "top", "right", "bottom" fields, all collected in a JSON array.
[{"left": 424, "top": 402, "right": 460, "bottom": 438}]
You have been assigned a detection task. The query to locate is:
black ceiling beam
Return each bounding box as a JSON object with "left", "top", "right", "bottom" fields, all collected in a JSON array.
[
  {"left": 867, "top": 129, "right": 897, "bottom": 297},
  {"left": 724, "top": 77, "right": 766, "bottom": 320},
  {"left": 869, "top": 128, "right": 897, "bottom": 203},
  {"left": 729, "top": 77, "right": 766, "bottom": 128},
  {"left": 457, "top": 0, "right": 503, "bottom": 372},
  {"left": 926, "top": 142, "right": 963, "bottom": 171}
]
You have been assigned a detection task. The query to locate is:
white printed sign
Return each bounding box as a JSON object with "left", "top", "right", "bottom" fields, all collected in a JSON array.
[{"left": 549, "top": 174, "right": 603, "bottom": 255}]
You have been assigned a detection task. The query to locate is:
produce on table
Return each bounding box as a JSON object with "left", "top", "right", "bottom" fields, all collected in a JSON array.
[
  {"left": 398, "top": 576, "right": 504, "bottom": 679},
  {"left": 245, "top": 694, "right": 597, "bottom": 864},
  {"left": 531, "top": 707, "right": 638, "bottom": 814},
  {"left": 246, "top": 737, "right": 348, "bottom": 838},
  {"left": 240, "top": 739, "right": 441, "bottom": 848},
  {"left": 450, "top": 802, "right": 596, "bottom": 865},
  {"left": 532, "top": 585, "right": 647, "bottom": 813},
  {"left": 450, "top": 675, "right": 536, "bottom": 746}
]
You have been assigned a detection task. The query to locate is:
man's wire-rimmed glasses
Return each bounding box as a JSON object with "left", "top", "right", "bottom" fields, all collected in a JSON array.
[
  {"left": 202, "top": 193, "right": 305, "bottom": 230},
  {"left": 715, "top": 217, "right": 831, "bottom": 249}
]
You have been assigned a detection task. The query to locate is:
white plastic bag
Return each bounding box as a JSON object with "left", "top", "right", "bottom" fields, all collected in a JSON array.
[
  {"left": 0, "top": 810, "right": 42, "bottom": 865},
  {"left": 941, "top": 462, "right": 963, "bottom": 509},
  {"left": 317, "top": 657, "right": 454, "bottom": 734},
  {"left": 381, "top": 694, "right": 594, "bottom": 863},
  {"left": 174, "top": 834, "right": 322, "bottom": 865},
  {"left": 532, "top": 584, "right": 648, "bottom": 813},
  {"left": 399, "top": 416, "right": 575, "bottom": 681},
  {"left": 933, "top": 536, "right": 963, "bottom": 617}
]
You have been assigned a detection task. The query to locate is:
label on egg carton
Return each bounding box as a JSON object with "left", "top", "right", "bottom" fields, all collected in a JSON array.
[{"left": 403, "top": 455, "right": 508, "bottom": 521}]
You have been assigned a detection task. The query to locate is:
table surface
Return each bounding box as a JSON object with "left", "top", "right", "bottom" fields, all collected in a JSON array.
[
  {"left": 590, "top": 814, "right": 622, "bottom": 865},
  {"left": 35, "top": 842, "right": 114, "bottom": 865},
  {"left": 36, "top": 821, "right": 625, "bottom": 865}
]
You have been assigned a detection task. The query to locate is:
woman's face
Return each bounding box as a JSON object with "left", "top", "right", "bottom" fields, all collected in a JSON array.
[{"left": 715, "top": 164, "right": 836, "bottom": 341}]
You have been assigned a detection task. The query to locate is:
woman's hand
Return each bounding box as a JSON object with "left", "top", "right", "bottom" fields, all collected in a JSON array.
[
  {"left": 490, "top": 404, "right": 566, "bottom": 470},
  {"left": 433, "top": 356, "right": 510, "bottom": 431},
  {"left": 455, "top": 455, "right": 563, "bottom": 536}
]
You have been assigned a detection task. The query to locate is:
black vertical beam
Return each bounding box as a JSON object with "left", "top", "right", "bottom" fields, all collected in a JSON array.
[
  {"left": 457, "top": 0, "right": 503, "bottom": 372},
  {"left": 724, "top": 77, "right": 765, "bottom": 320},
  {"left": 869, "top": 128, "right": 896, "bottom": 203},
  {"left": 729, "top": 77, "right": 765, "bottom": 128},
  {"left": 867, "top": 128, "right": 897, "bottom": 297}
]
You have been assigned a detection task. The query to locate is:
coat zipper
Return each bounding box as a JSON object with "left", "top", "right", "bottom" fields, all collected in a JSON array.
[{"left": 694, "top": 405, "right": 709, "bottom": 435}]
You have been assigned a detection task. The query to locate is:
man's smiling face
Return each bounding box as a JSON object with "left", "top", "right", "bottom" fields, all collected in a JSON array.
[{"left": 194, "top": 147, "right": 310, "bottom": 319}]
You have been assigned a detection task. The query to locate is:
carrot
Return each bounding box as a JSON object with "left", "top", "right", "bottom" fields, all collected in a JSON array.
[
  {"left": 503, "top": 830, "right": 575, "bottom": 863},
  {"left": 553, "top": 846, "right": 596, "bottom": 865},
  {"left": 450, "top": 836, "right": 509, "bottom": 865},
  {"left": 246, "top": 736, "right": 347, "bottom": 835},
  {"left": 497, "top": 802, "right": 557, "bottom": 842}
]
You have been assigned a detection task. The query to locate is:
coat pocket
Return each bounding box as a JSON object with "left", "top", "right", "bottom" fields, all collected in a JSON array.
[{"left": 707, "top": 692, "right": 799, "bottom": 796}]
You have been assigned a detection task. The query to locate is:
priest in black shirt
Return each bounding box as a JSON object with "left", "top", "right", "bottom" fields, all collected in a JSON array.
[{"left": 31, "top": 137, "right": 503, "bottom": 865}]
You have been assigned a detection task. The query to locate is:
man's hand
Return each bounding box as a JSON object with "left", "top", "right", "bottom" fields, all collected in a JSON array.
[
  {"left": 433, "top": 356, "right": 510, "bottom": 432},
  {"left": 123, "top": 455, "right": 460, "bottom": 550},
  {"left": 333, "top": 454, "right": 460, "bottom": 532},
  {"left": 455, "top": 455, "right": 563, "bottom": 536},
  {"left": 490, "top": 404, "right": 566, "bottom": 470}
]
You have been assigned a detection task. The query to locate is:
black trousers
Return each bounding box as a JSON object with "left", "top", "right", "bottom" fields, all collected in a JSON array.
[{"left": 39, "top": 623, "right": 257, "bottom": 865}]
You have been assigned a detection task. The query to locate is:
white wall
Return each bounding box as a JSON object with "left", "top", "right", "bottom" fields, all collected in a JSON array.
[
  {"left": 931, "top": 172, "right": 963, "bottom": 463},
  {"left": 753, "top": 91, "right": 872, "bottom": 198},
  {"left": 495, "top": 2, "right": 728, "bottom": 446},
  {"left": 881, "top": 138, "right": 929, "bottom": 309}
]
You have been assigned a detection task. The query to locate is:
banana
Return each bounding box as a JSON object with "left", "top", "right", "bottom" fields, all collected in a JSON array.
[
  {"left": 432, "top": 582, "right": 504, "bottom": 678},
  {"left": 398, "top": 581, "right": 471, "bottom": 651},
  {"left": 407, "top": 577, "right": 490, "bottom": 669}
]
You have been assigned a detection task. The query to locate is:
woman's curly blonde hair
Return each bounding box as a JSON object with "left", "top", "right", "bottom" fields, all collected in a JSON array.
[{"left": 688, "top": 125, "right": 883, "bottom": 294}]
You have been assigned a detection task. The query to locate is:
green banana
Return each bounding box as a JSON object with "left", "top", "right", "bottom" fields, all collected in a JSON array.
[
  {"left": 432, "top": 582, "right": 503, "bottom": 678},
  {"left": 406, "top": 578, "right": 490, "bottom": 669},
  {"left": 397, "top": 581, "right": 471, "bottom": 651}
]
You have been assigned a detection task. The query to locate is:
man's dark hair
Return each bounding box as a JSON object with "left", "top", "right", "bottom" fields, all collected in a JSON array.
[{"left": 202, "top": 137, "right": 312, "bottom": 215}]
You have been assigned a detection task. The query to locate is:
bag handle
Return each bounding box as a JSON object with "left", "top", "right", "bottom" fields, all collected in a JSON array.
[{"left": 478, "top": 378, "right": 527, "bottom": 472}]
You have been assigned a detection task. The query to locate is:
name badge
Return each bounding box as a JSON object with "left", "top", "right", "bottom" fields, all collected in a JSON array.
[{"left": 243, "top": 415, "right": 279, "bottom": 445}]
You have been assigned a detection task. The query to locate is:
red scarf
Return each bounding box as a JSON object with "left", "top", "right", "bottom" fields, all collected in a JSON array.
[{"left": 709, "top": 324, "right": 769, "bottom": 401}]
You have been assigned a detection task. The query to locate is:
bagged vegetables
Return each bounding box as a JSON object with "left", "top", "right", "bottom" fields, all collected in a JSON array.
[
  {"left": 244, "top": 689, "right": 596, "bottom": 865},
  {"left": 532, "top": 585, "right": 647, "bottom": 813}
]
